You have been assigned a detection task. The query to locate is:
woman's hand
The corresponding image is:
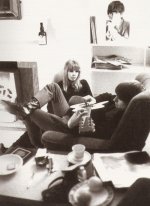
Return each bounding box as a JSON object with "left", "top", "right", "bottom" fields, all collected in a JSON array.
[{"left": 68, "top": 109, "right": 87, "bottom": 129}]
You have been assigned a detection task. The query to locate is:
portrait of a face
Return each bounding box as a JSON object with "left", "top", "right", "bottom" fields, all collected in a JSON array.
[{"left": 106, "top": 1, "right": 130, "bottom": 41}]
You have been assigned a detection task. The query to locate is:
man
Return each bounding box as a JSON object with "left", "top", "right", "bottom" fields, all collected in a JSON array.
[
  {"left": 1, "top": 80, "right": 145, "bottom": 152},
  {"left": 47, "top": 81, "right": 144, "bottom": 148}
]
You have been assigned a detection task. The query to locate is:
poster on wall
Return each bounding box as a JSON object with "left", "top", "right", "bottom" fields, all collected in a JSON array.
[{"left": 105, "top": 1, "right": 130, "bottom": 42}]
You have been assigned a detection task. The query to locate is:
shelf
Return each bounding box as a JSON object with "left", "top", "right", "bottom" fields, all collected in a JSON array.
[
  {"left": 90, "top": 65, "right": 150, "bottom": 95},
  {"left": 90, "top": 45, "right": 150, "bottom": 95},
  {"left": 91, "top": 65, "right": 150, "bottom": 73}
]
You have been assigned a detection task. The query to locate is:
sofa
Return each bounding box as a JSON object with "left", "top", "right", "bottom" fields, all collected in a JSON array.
[{"left": 42, "top": 72, "right": 150, "bottom": 153}]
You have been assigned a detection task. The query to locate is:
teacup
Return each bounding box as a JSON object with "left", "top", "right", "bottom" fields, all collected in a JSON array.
[{"left": 72, "top": 144, "right": 85, "bottom": 162}]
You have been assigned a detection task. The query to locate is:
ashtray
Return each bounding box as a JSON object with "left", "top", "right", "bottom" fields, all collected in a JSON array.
[{"left": 35, "top": 156, "right": 49, "bottom": 166}]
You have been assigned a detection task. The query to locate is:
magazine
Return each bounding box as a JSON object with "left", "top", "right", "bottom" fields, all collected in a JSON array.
[
  {"left": 93, "top": 152, "right": 150, "bottom": 188},
  {"left": 70, "top": 101, "right": 108, "bottom": 112}
]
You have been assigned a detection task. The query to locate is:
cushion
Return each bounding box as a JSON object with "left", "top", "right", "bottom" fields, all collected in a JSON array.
[{"left": 135, "top": 73, "right": 150, "bottom": 90}]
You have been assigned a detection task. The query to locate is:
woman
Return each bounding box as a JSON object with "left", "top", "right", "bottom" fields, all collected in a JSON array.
[
  {"left": 1, "top": 59, "right": 93, "bottom": 150},
  {"left": 58, "top": 59, "right": 92, "bottom": 102},
  {"left": 47, "top": 59, "right": 93, "bottom": 115}
]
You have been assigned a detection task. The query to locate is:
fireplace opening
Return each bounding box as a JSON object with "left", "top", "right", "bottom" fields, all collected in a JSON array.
[
  {"left": 0, "top": 70, "right": 17, "bottom": 122},
  {"left": 0, "top": 61, "right": 39, "bottom": 124}
]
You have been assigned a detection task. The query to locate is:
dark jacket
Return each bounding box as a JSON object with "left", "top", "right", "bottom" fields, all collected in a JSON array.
[
  {"left": 57, "top": 79, "right": 93, "bottom": 102},
  {"left": 93, "top": 92, "right": 124, "bottom": 139}
]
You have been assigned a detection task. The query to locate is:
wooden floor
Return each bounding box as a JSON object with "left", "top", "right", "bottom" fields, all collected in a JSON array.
[{"left": 0, "top": 120, "right": 25, "bottom": 147}]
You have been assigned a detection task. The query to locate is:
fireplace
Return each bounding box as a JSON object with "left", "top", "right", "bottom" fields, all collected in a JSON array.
[{"left": 0, "top": 61, "right": 39, "bottom": 123}]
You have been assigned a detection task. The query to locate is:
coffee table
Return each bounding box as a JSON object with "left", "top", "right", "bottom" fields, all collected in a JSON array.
[
  {"left": 0, "top": 151, "right": 126, "bottom": 206},
  {"left": 0, "top": 152, "right": 70, "bottom": 206}
]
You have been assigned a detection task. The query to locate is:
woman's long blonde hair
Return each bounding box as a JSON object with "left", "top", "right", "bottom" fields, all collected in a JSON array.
[{"left": 63, "top": 59, "right": 82, "bottom": 92}]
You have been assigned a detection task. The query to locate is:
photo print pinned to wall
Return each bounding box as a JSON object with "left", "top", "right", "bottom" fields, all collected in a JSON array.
[{"left": 106, "top": 0, "right": 130, "bottom": 42}]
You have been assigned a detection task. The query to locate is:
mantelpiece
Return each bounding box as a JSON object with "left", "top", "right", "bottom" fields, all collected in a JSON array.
[{"left": 0, "top": 61, "right": 39, "bottom": 129}]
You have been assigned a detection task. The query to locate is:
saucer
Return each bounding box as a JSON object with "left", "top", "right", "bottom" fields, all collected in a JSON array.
[
  {"left": 0, "top": 154, "right": 23, "bottom": 175},
  {"left": 67, "top": 151, "right": 91, "bottom": 165},
  {"left": 69, "top": 180, "right": 114, "bottom": 206}
]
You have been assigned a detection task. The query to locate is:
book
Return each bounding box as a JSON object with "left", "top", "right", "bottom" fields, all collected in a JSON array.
[{"left": 92, "top": 55, "right": 131, "bottom": 70}]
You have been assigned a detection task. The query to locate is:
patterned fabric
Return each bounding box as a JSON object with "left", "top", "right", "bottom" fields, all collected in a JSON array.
[{"left": 25, "top": 97, "right": 40, "bottom": 113}]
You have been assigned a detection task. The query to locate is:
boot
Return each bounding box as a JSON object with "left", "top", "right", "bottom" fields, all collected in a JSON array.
[
  {"left": 1, "top": 100, "right": 28, "bottom": 120},
  {"left": 25, "top": 97, "right": 40, "bottom": 112},
  {"left": 1, "top": 98, "right": 40, "bottom": 120},
  {"left": 0, "top": 143, "right": 7, "bottom": 155}
]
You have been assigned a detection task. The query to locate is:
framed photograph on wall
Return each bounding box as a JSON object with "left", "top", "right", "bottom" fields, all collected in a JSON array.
[{"left": 0, "top": 0, "right": 21, "bottom": 20}]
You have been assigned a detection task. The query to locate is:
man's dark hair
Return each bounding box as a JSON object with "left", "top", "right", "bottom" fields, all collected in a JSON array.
[
  {"left": 107, "top": 1, "right": 125, "bottom": 15},
  {"left": 115, "top": 81, "right": 145, "bottom": 104}
]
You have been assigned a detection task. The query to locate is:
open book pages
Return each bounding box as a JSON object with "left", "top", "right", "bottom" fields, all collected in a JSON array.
[
  {"left": 93, "top": 152, "right": 150, "bottom": 188},
  {"left": 70, "top": 101, "right": 108, "bottom": 112}
]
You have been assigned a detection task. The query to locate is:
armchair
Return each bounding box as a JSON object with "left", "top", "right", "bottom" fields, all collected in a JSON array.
[{"left": 42, "top": 73, "right": 150, "bottom": 153}]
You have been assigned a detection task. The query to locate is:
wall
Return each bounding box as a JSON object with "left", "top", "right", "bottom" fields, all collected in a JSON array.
[
  {"left": 0, "top": 0, "right": 91, "bottom": 89},
  {"left": 0, "top": 0, "right": 150, "bottom": 91}
]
